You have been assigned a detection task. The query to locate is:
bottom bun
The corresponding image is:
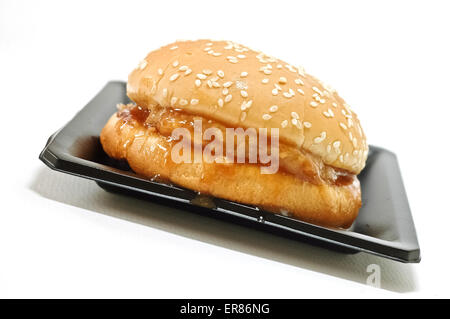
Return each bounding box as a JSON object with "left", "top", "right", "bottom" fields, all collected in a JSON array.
[{"left": 100, "top": 113, "right": 361, "bottom": 228}]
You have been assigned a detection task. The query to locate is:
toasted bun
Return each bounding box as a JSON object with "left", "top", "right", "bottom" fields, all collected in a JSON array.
[
  {"left": 100, "top": 114, "right": 361, "bottom": 228},
  {"left": 128, "top": 40, "right": 368, "bottom": 174}
]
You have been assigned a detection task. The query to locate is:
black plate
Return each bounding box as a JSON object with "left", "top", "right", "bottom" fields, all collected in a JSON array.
[{"left": 39, "top": 81, "right": 421, "bottom": 263}]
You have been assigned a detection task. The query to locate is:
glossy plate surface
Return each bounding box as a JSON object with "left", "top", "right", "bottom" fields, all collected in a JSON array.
[{"left": 39, "top": 82, "right": 421, "bottom": 263}]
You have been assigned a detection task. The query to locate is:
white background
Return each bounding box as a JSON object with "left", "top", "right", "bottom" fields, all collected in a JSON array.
[{"left": 1, "top": 0, "right": 449, "bottom": 298}]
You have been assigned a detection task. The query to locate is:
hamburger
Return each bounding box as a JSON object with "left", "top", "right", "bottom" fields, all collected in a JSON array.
[{"left": 100, "top": 40, "right": 368, "bottom": 228}]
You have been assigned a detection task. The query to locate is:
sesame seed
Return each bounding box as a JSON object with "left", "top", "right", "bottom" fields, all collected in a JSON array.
[
  {"left": 320, "top": 99, "right": 326, "bottom": 104},
  {"left": 328, "top": 109, "right": 334, "bottom": 116},
  {"left": 288, "top": 88, "right": 295, "bottom": 95},
  {"left": 262, "top": 114, "right": 272, "bottom": 120},
  {"left": 212, "top": 81, "right": 221, "bottom": 88},
  {"left": 196, "top": 74, "right": 207, "bottom": 80},
  {"left": 312, "top": 86, "right": 323, "bottom": 96},
  {"left": 285, "top": 64, "right": 294, "bottom": 72},
  {"left": 203, "top": 69, "right": 212, "bottom": 75},
  {"left": 190, "top": 99, "right": 199, "bottom": 105},
  {"left": 310, "top": 101, "right": 318, "bottom": 107},
  {"left": 343, "top": 103, "right": 352, "bottom": 113},
  {"left": 294, "top": 78, "right": 304, "bottom": 85},
  {"left": 172, "top": 60, "right": 179, "bottom": 67},
  {"left": 225, "top": 94, "right": 233, "bottom": 103},
  {"left": 272, "top": 89, "right": 278, "bottom": 96},
  {"left": 170, "top": 46, "right": 178, "bottom": 50},
  {"left": 170, "top": 97, "right": 178, "bottom": 106},
  {"left": 281, "top": 120, "right": 288, "bottom": 128},
  {"left": 347, "top": 118, "right": 353, "bottom": 127},
  {"left": 170, "top": 73, "right": 180, "bottom": 81},
  {"left": 195, "top": 79, "right": 201, "bottom": 87},
  {"left": 303, "top": 121, "right": 312, "bottom": 128},
  {"left": 264, "top": 69, "right": 272, "bottom": 75},
  {"left": 162, "top": 88, "right": 168, "bottom": 98},
  {"left": 298, "top": 66, "right": 306, "bottom": 77},
  {"left": 352, "top": 138, "right": 358, "bottom": 148},
  {"left": 158, "top": 68, "right": 164, "bottom": 75},
  {"left": 291, "top": 118, "right": 298, "bottom": 126},
  {"left": 223, "top": 81, "right": 233, "bottom": 88},
  {"left": 222, "top": 88, "right": 229, "bottom": 95},
  {"left": 277, "top": 64, "right": 283, "bottom": 69},
  {"left": 291, "top": 112, "right": 299, "bottom": 119},
  {"left": 279, "top": 77, "right": 287, "bottom": 84},
  {"left": 206, "top": 42, "right": 213, "bottom": 46},
  {"left": 297, "top": 88, "right": 305, "bottom": 95},
  {"left": 184, "top": 68, "right": 192, "bottom": 75},
  {"left": 207, "top": 80, "right": 213, "bottom": 88},
  {"left": 339, "top": 123, "right": 348, "bottom": 130},
  {"left": 327, "top": 145, "right": 332, "bottom": 153},
  {"left": 203, "top": 47, "right": 211, "bottom": 51},
  {"left": 349, "top": 132, "right": 353, "bottom": 141},
  {"left": 240, "top": 71, "right": 248, "bottom": 77},
  {"left": 241, "top": 100, "right": 253, "bottom": 110},
  {"left": 262, "top": 78, "right": 269, "bottom": 84},
  {"left": 283, "top": 92, "right": 292, "bottom": 98},
  {"left": 179, "top": 65, "right": 188, "bottom": 71},
  {"left": 339, "top": 155, "right": 344, "bottom": 163},
  {"left": 237, "top": 54, "right": 246, "bottom": 59},
  {"left": 270, "top": 105, "right": 279, "bottom": 112},
  {"left": 323, "top": 111, "right": 332, "bottom": 118},
  {"left": 218, "top": 98, "right": 224, "bottom": 107},
  {"left": 240, "top": 90, "right": 248, "bottom": 98},
  {"left": 333, "top": 141, "right": 341, "bottom": 148},
  {"left": 332, "top": 102, "right": 338, "bottom": 108},
  {"left": 314, "top": 131, "right": 327, "bottom": 144},
  {"left": 274, "top": 83, "right": 282, "bottom": 91},
  {"left": 179, "top": 99, "right": 188, "bottom": 106},
  {"left": 217, "top": 70, "right": 225, "bottom": 78},
  {"left": 138, "top": 60, "right": 147, "bottom": 70},
  {"left": 212, "top": 52, "right": 222, "bottom": 56},
  {"left": 240, "top": 112, "right": 247, "bottom": 122}
]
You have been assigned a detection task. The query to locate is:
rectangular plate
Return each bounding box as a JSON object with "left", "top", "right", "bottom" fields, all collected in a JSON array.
[{"left": 39, "top": 81, "right": 421, "bottom": 263}]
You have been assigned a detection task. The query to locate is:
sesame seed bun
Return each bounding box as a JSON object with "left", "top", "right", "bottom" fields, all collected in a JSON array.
[{"left": 127, "top": 39, "right": 368, "bottom": 174}]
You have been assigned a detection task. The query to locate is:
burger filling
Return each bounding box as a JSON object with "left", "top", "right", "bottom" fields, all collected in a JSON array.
[{"left": 116, "top": 103, "right": 355, "bottom": 186}]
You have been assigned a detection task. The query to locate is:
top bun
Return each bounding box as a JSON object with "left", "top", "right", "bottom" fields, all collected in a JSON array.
[{"left": 127, "top": 40, "right": 368, "bottom": 174}]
